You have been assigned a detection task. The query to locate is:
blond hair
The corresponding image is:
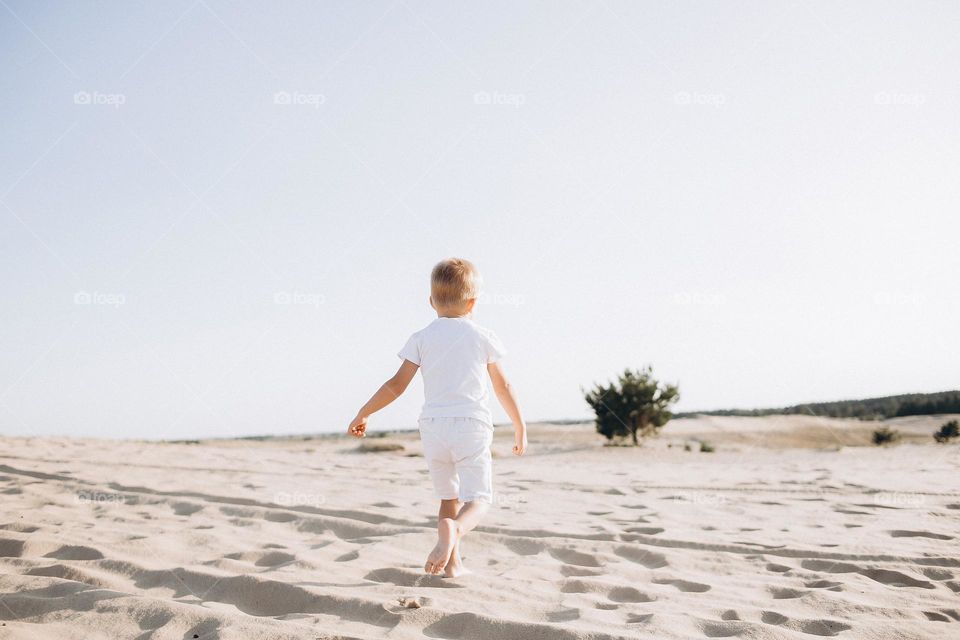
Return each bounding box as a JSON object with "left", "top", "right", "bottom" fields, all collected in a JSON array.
[{"left": 431, "top": 258, "right": 481, "bottom": 307}]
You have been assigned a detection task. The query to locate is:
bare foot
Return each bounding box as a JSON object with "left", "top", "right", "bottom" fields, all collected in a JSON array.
[
  {"left": 443, "top": 563, "right": 471, "bottom": 578},
  {"left": 442, "top": 548, "right": 470, "bottom": 578},
  {"left": 424, "top": 518, "right": 458, "bottom": 575}
]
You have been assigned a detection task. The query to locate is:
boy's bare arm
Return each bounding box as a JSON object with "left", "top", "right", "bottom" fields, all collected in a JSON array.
[
  {"left": 348, "top": 360, "right": 419, "bottom": 437},
  {"left": 487, "top": 361, "right": 527, "bottom": 456}
]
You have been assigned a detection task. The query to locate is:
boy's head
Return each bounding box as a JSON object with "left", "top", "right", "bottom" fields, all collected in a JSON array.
[{"left": 430, "top": 258, "right": 481, "bottom": 315}]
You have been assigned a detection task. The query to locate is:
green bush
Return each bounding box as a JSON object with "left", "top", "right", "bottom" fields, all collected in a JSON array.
[
  {"left": 872, "top": 426, "right": 900, "bottom": 446},
  {"left": 934, "top": 420, "right": 959, "bottom": 443},
  {"left": 584, "top": 366, "right": 679, "bottom": 445},
  {"left": 699, "top": 440, "right": 715, "bottom": 453}
]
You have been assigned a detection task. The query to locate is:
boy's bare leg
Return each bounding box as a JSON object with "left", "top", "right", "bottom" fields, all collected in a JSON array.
[
  {"left": 425, "top": 500, "right": 489, "bottom": 575},
  {"left": 437, "top": 499, "right": 467, "bottom": 577}
]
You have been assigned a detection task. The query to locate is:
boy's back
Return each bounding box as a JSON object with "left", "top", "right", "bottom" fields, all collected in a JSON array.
[{"left": 398, "top": 317, "right": 506, "bottom": 425}]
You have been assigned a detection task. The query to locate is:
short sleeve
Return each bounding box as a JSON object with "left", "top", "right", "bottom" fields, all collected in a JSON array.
[
  {"left": 484, "top": 330, "right": 507, "bottom": 363},
  {"left": 397, "top": 333, "right": 421, "bottom": 365}
]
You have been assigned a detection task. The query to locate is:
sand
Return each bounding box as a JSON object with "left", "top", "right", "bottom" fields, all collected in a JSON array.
[{"left": 1, "top": 415, "right": 958, "bottom": 639}]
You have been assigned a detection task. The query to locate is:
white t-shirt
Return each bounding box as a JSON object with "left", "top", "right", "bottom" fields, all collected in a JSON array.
[{"left": 398, "top": 317, "right": 506, "bottom": 424}]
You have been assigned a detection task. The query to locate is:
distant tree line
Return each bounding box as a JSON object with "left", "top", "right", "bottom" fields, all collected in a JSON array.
[{"left": 676, "top": 390, "right": 960, "bottom": 421}]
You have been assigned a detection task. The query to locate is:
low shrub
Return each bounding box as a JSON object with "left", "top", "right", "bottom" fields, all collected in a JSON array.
[{"left": 872, "top": 426, "right": 900, "bottom": 446}]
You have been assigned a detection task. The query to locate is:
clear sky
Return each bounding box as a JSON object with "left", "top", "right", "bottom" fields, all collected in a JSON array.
[{"left": 1, "top": 1, "right": 958, "bottom": 440}]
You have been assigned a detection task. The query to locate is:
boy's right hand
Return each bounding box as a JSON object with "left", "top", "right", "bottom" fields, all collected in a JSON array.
[
  {"left": 513, "top": 431, "right": 527, "bottom": 456},
  {"left": 348, "top": 415, "right": 367, "bottom": 438}
]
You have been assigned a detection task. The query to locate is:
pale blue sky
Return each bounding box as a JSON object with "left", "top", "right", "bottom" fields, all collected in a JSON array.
[{"left": 1, "top": 1, "right": 958, "bottom": 439}]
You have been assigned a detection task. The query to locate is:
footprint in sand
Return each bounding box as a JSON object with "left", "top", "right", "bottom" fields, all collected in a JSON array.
[
  {"left": 546, "top": 608, "right": 580, "bottom": 622},
  {"left": 761, "top": 611, "right": 789, "bottom": 624},
  {"left": 769, "top": 587, "right": 806, "bottom": 599},
  {"left": 172, "top": 502, "right": 203, "bottom": 516},
  {"left": 560, "top": 565, "right": 601, "bottom": 577},
  {"left": 503, "top": 538, "right": 544, "bottom": 556},
  {"left": 253, "top": 551, "right": 295, "bottom": 567},
  {"left": 653, "top": 577, "right": 711, "bottom": 593},
  {"left": 921, "top": 568, "right": 954, "bottom": 581},
  {"left": 626, "top": 613, "right": 654, "bottom": 624},
  {"left": 798, "top": 619, "right": 852, "bottom": 636},
  {"left": 561, "top": 579, "right": 655, "bottom": 603},
  {"left": 608, "top": 586, "right": 656, "bottom": 603},
  {"left": 889, "top": 529, "right": 954, "bottom": 540},
  {"left": 801, "top": 559, "right": 935, "bottom": 589},
  {"left": 625, "top": 526, "right": 664, "bottom": 535},
  {"left": 922, "top": 610, "right": 960, "bottom": 622},
  {"left": 223, "top": 550, "right": 295, "bottom": 567},
  {"left": 804, "top": 580, "right": 843, "bottom": 591},
  {"left": 548, "top": 547, "right": 604, "bottom": 567},
  {"left": 613, "top": 545, "right": 668, "bottom": 569},
  {"left": 700, "top": 620, "right": 748, "bottom": 637},
  {"left": 364, "top": 567, "right": 462, "bottom": 588},
  {"left": 44, "top": 544, "right": 104, "bottom": 561},
  {"left": 761, "top": 611, "right": 852, "bottom": 637}
]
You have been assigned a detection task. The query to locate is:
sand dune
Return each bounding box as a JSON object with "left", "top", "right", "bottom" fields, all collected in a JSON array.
[{"left": 1, "top": 416, "right": 958, "bottom": 639}]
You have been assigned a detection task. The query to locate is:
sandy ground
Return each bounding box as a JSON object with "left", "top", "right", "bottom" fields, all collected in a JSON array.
[{"left": 1, "top": 415, "right": 958, "bottom": 639}]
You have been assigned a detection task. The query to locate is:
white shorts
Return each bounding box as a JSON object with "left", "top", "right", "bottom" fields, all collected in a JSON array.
[{"left": 418, "top": 417, "right": 494, "bottom": 504}]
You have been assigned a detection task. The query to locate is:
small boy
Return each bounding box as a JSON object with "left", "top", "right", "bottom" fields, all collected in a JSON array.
[{"left": 348, "top": 258, "right": 527, "bottom": 577}]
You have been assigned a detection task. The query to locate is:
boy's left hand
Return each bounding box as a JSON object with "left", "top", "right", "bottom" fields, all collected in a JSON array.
[{"left": 348, "top": 415, "right": 367, "bottom": 438}]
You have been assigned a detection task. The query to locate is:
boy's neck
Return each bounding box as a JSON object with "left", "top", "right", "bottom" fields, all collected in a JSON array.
[
  {"left": 432, "top": 298, "right": 476, "bottom": 319},
  {"left": 435, "top": 305, "right": 472, "bottom": 319}
]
